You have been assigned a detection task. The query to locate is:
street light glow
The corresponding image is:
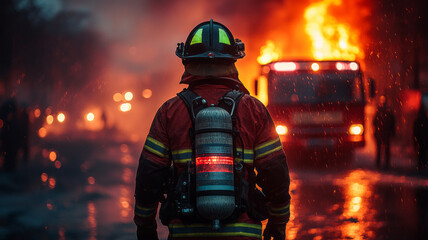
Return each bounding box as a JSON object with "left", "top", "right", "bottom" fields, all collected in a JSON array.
[
  {"left": 124, "top": 92, "right": 133, "bottom": 101},
  {"left": 57, "top": 113, "right": 65, "bottom": 123},
  {"left": 87, "top": 112, "right": 95, "bottom": 121}
]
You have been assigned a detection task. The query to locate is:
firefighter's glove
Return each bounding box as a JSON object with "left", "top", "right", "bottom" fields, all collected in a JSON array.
[
  {"left": 263, "top": 221, "right": 286, "bottom": 240},
  {"left": 137, "top": 225, "right": 158, "bottom": 240}
]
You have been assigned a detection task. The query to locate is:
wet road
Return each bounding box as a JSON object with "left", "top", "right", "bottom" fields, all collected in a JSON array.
[{"left": 1, "top": 131, "right": 427, "bottom": 240}]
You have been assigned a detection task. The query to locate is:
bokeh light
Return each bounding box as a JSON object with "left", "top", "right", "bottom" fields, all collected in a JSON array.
[
  {"left": 41, "top": 173, "right": 48, "bottom": 182},
  {"left": 49, "top": 151, "right": 57, "bottom": 162},
  {"left": 113, "top": 93, "right": 123, "bottom": 102},
  {"left": 124, "top": 91, "right": 133, "bottom": 101},
  {"left": 86, "top": 112, "right": 95, "bottom": 121},
  {"left": 34, "top": 108, "right": 41, "bottom": 118},
  {"left": 46, "top": 115, "right": 54, "bottom": 125},
  {"left": 142, "top": 89, "right": 152, "bottom": 99},
  {"left": 120, "top": 103, "right": 132, "bottom": 112},
  {"left": 39, "top": 128, "right": 47, "bottom": 138},
  {"left": 57, "top": 113, "right": 65, "bottom": 123}
]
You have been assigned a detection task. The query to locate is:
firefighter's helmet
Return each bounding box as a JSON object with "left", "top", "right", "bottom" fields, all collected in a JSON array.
[{"left": 176, "top": 19, "right": 245, "bottom": 64}]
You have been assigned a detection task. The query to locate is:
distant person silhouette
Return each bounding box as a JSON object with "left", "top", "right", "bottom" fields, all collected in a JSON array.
[
  {"left": 373, "top": 96, "right": 395, "bottom": 169},
  {"left": 413, "top": 103, "right": 428, "bottom": 172}
]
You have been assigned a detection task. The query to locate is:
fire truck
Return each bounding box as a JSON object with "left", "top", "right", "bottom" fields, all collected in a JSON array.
[{"left": 255, "top": 60, "right": 370, "bottom": 158}]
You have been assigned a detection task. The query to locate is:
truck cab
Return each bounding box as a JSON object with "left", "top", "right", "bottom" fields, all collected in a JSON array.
[{"left": 256, "top": 60, "right": 366, "bottom": 157}]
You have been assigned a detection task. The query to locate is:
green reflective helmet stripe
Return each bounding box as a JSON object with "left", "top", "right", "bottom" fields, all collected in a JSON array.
[
  {"left": 218, "top": 28, "right": 231, "bottom": 45},
  {"left": 190, "top": 28, "right": 203, "bottom": 45}
]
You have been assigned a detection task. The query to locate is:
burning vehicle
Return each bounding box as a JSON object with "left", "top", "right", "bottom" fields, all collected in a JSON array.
[{"left": 255, "top": 60, "right": 373, "bottom": 159}]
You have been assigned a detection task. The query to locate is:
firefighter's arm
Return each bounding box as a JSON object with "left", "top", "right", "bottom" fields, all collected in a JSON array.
[
  {"left": 253, "top": 103, "right": 290, "bottom": 239},
  {"left": 134, "top": 106, "right": 171, "bottom": 240}
]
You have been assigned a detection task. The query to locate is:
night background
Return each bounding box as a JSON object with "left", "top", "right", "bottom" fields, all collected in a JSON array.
[{"left": 0, "top": 0, "right": 427, "bottom": 239}]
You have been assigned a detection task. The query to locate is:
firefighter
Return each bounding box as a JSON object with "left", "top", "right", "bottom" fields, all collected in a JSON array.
[
  {"left": 134, "top": 20, "right": 291, "bottom": 240},
  {"left": 413, "top": 103, "right": 428, "bottom": 172},
  {"left": 373, "top": 95, "right": 395, "bottom": 169}
]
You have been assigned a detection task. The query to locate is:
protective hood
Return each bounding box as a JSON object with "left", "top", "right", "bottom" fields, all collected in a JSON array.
[{"left": 179, "top": 62, "right": 249, "bottom": 94}]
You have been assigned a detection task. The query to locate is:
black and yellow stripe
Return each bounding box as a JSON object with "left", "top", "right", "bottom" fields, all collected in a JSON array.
[
  {"left": 144, "top": 136, "right": 169, "bottom": 158},
  {"left": 134, "top": 204, "right": 157, "bottom": 218},
  {"left": 169, "top": 222, "right": 262, "bottom": 238},
  {"left": 172, "top": 149, "right": 192, "bottom": 164},
  {"left": 236, "top": 148, "right": 254, "bottom": 164},
  {"left": 254, "top": 138, "right": 283, "bottom": 160},
  {"left": 268, "top": 203, "right": 290, "bottom": 217}
]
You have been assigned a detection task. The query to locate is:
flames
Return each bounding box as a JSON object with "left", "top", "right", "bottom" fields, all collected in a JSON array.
[
  {"left": 257, "top": 41, "right": 282, "bottom": 65},
  {"left": 257, "top": 0, "right": 364, "bottom": 65},
  {"left": 304, "top": 0, "right": 363, "bottom": 60}
]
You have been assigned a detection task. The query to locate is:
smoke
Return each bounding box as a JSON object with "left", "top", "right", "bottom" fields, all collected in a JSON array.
[
  {"left": 54, "top": 0, "right": 286, "bottom": 137},
  {"left": 4, "top": 0, "right": 375, "bottom": 139}
]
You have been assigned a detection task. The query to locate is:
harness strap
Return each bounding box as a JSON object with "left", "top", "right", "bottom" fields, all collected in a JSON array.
[{"left": 177, "top": 89, "right": 200, "bottom": 126}]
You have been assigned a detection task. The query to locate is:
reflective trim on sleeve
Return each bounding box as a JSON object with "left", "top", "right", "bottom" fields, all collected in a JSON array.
[
  {"left": 254, "top": 138, "right": 283, "bottom": 160},
  {"left": 235, "top": 148, "right": 254, "bottom": 164},
  {"left": 172, "top": 149, "right": 192, "bottom": 164},
  {"left": 134, "top": 204, "right": 157, "bottom": 218},
  {"left": 144, "top": 136, "right": 169, "bottom": 158},
  {"left": 169, "top": 222, "right": 262, "bottom": 238},
  {"left": 268, "top": 203, "right": 290, "bottom": 217}
]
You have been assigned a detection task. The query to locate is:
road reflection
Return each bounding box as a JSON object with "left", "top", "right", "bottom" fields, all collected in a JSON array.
[
  {"left": 286, "top": 175, "right": 302, "bottom": 240},
  {"left": 87, "top": 201, "right": 97, "bottom": 240},
  {"left": 120, "top": 144, "right": 133, "bottom": 221},
  {"left": 339, "top": 170, "right": 380, "bottom": 239},
  {"left": 284, "top": 168, "right": 428, "bottom": 239}
]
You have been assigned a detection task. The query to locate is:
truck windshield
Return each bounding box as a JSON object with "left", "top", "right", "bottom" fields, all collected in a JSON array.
[{"left": 269, "top": 72, "right": 364, "bottom": 104}]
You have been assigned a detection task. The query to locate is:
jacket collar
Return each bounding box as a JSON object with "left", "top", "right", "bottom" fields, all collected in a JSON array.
[{"left": 180, "top": 72, "right": 249, "bottom": 94}]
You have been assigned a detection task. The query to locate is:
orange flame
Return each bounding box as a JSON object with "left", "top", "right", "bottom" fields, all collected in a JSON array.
[
  {"left": 257, "top": 41, "right": 281, "bottom": 65},
  {"left": 304, "top": 0, "right": 363, "bottom": 60}
]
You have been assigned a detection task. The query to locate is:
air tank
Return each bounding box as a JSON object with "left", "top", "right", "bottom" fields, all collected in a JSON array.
[{"left": 194, "top": 106, "right": 235, "bottom": 230}]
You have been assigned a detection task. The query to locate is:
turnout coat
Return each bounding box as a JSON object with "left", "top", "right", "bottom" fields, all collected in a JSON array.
[{"left": 134, "top": 75, "right": 290, "bottom": 240}]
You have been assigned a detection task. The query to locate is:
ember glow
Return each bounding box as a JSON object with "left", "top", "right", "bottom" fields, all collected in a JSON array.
[{"left": 304, "top": 0, "right": 363, "bottom": 60}]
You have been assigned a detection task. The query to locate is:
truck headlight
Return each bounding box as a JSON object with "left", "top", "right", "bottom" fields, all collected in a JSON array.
[
  {"left": 349, "top": 124, "right": 364, "bottom": 135},
  {"left": 276, "top": 125, "right": 288, "bottom": 135}
]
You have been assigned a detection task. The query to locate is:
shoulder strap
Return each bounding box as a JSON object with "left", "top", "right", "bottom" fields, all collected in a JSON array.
[
  {"left": 177, "top": 88, "right": 208, "bottom": 125},
  {"left": 217, "top": 90, "right": 245, "bottom": 116}
]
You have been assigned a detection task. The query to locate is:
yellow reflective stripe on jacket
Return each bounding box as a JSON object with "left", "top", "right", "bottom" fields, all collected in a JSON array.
[
  {"left": 144, "top": 136, "right": 169, "bottom": 158},
  {"left": 169, "top": 222, "right": 262, "bottom": 238},
  {"left": 236, "top": 148, "right": 254, "bottom": 164},
  {"left": 134, "top": 204, "right": 157, "bottom": 218},
  {"left": 172, "top": 149, "right": 192, "bottom": 164},
  {"left": 254, "top": 138, "right": 283, "bottom": 159},
  {"left": 268, "top": 203, "right": 290, "bottom": 216}
]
